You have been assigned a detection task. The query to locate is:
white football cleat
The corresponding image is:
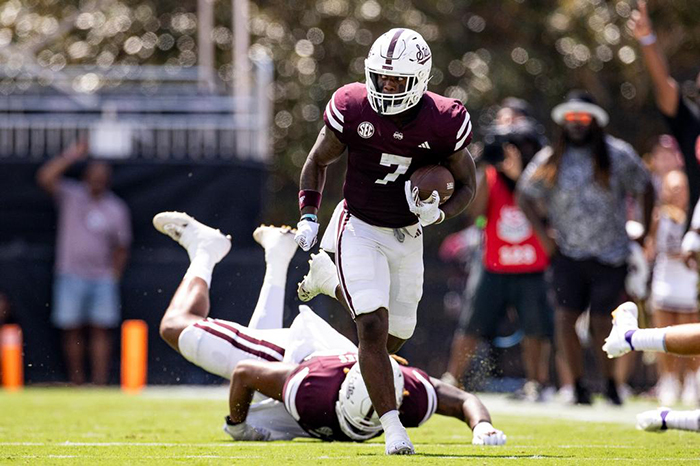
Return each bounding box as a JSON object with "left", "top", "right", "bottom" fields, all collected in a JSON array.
[
  {"left": 153, "top": 211, "right": 231, "bottom": 264},
  {"left": 636, "top": 407, "right": 671, "bottom": 432},
  {"left": 253, "top": 225, "right": 298, "bottom": 264},
  {"left": 385, "top": 437, "right": 415, "bottom": 455},
  {"left": 297, "top": 250, "right": 338, "bottom": 302},
  {"left": 602, "top": 301, "right": 639, "bottom": 359}
]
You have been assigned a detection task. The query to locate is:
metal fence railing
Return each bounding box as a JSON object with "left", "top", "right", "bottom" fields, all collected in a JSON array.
[{"left": 0, "top": 58, "right": 273, "bottom": 163}]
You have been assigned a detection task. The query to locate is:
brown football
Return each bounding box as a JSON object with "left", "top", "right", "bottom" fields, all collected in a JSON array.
[{"left": 410, "top": 165, "right": 454, "bottom": 205}]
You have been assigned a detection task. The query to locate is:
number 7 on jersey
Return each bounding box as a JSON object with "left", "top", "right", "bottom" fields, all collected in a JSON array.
[{"left": 375, "top": 153, "right": 412, "bottom": 185}]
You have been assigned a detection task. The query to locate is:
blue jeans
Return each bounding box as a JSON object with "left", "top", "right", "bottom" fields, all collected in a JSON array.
[{"left": 52, "top": 273, "right": 120, "bottom": 329}]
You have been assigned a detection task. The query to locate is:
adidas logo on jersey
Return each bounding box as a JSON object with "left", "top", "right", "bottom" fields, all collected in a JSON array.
[{"left": 418, "top": 141, "right": 431, "bottom": 149}]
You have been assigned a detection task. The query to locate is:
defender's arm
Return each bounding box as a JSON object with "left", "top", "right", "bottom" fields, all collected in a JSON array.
[
  {"left": 228, "top": 360, "right": 296, "bottom": 423},
  {"left": 431, "top": 377, "right": 491, "bottom": 428},
  {"left": 430, "top": 377, "right": 506, "bottom": 445}
]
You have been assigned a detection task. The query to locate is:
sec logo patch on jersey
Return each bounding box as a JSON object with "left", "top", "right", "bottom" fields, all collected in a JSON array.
[{"left": 357, "top": 121, "right": 375, "bottom": 139}]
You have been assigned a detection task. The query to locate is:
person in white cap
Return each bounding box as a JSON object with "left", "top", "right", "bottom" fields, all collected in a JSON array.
[{"left": 517, "top": 90, "right": 654, "bottom": 405}]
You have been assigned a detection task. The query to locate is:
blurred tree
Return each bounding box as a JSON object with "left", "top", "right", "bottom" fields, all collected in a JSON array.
[{"left": 1, "top": 0, "right": 699, "bottom": 230}]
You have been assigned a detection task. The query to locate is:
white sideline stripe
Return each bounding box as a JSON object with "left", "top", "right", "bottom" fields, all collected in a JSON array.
[
  {"left": 19, "top": 455, "right": 263, "bottom": 459},
  {"left": 475, "top": 393, "right": 659, "bottom": 426},
  {"left": 18, "top": 458, "right": 698, "bottom": 463},
  {"left": 0, "top": 443, "right": 658, "bottom": 449},
  {"left": 13, "top": 454, "right": 700, "bottom": 461}
]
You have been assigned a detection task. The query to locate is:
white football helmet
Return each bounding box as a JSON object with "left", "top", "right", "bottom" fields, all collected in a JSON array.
[
  {"left": 365, "top": 28, "right": 432, "bottom": 115},
  {"left": 335, "top": 358, "right": 405, "bottom": 441}
]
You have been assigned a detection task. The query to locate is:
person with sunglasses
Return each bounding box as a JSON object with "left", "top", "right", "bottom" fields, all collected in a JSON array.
[{"left": 516, "top": 91, "right": 654, "bottom": 405}]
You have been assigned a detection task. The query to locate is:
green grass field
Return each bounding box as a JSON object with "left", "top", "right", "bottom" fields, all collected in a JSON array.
[{"left": 0, "top": 388, "right": 697, "bottom": 465}]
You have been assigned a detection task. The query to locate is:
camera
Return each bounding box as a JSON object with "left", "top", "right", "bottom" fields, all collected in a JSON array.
[{"left": 481, "top": 120, "right": 543, "bottom": 166}]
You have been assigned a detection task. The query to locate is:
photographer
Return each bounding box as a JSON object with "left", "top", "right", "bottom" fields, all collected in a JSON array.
[{"left": 442, "top": 118, "right": 553, "bottom": 401}]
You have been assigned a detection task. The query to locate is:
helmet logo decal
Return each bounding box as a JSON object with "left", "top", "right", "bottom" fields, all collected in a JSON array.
[
  {"left": 357, "top": 122, "right": 375, "bottom": 139},
  {"left": 383, "top": 28, "right": 405, "bottom": 67},
  {"left": 415, "top": 44, "right": 431, "bottom": 65}
]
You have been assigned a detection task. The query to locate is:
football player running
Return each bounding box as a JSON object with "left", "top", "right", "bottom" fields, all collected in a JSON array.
[
  {"left": 152, "top": 211, "right": 505, "bottom": 445},
  {"left": 294, "top": 28, "right": 477, "bottom": 455}
]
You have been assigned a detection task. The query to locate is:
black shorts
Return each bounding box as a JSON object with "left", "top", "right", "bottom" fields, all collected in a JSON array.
[
  {"left": 462, "top": 270, "right": 553, "bottom": 339},
  {"left": 550, "top": 253, "right": 627, "bottom": 315}
]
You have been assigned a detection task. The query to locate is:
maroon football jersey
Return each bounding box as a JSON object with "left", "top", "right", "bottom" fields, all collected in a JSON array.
[
  {"left": 399, "top": 366, "right": 438, "bottom": 427},
  {"left": 282, "top": 353, "right": 437, "bottom": 441},
  {"left": 282, "top": 353, "right": 358, "bottom": 441},
  {"left": 324, "top": 82, "right": 473, "bottom": 228}
]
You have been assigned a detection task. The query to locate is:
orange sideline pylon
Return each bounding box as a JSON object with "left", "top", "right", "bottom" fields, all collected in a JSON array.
[
  {"left": 1, "top": 324, "right": 23, "bottom": 391},
  {"left": 121, "top": 319, "right": 148, "bottom": 393}
]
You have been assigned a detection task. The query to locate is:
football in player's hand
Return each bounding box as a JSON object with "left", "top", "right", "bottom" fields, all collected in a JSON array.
[{"left": 410, "top": 165, "right": 454, "bottom": 205}]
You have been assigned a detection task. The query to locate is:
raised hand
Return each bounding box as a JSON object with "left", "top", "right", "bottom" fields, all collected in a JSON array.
[{"left": 630, "top": 0, "right": 653, "bottom": 41}]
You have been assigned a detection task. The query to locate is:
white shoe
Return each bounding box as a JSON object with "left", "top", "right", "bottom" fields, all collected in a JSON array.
[
  {"left": 681, "top": 372, "right": 698, "bottom": 406},
  {"left": 556, "top": 385, "right": 575, "bottom": 405},
  {"left": 602, "top": 302, "right": 639, "bottom": 358},
  {"left": 658, "top": 375, "right": 680, "bottom": 406},
  {"left": 297, "top": 250, "right": 338, "bottom": 302},
  {"left": 636, "top": 407, "right": 671, "bottom": 432},
  {"left": 385, "top": 436, "right": 415, "bottom": 455},
  {"left": 618, "top": 383, "right": 633, "bottom": 402},
  {"left": 253, "top": 224, "right": 298, "bottom": 264},
  {"left": 153, "top": 211, "right": 231, "bottom": 264}
]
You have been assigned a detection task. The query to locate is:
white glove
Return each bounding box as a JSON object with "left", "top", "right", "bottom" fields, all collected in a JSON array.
[
  {"left": 472, "top": 421, "right": 507, "bottom": 446},
  {"left": 295, "top": 219, "right": 319, "bottom": 251},
  {"left": 223, "top": 418, "right": 272, "bottom": 441},
  {"left": 404, "top": 180, "right": 445, "bottom": 227}
]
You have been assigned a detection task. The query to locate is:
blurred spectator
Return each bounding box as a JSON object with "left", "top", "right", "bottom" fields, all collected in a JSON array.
[
  {"left": 632, "top": 1, "right": 700, "bottom": 212},
  {"left": 442, "top": 114, "right": 553, "bottom": 401},
  {"left": 645, "top": 170, "right": 699, "bottom": 405},
  {"left": 494, "top": 97, "right": 532, "bottom": 127},
  {"left": 37, "top": 141, "right": 132, "bottom": 385},
  {"left": 648, "top": 135, "right": 684, "bottom": 195},
  {"left": 517, "top": 91, "right": 653, "bottom": 405},
  {"left": 494, "top": 98, "right": 548, "bottom": 149}
]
